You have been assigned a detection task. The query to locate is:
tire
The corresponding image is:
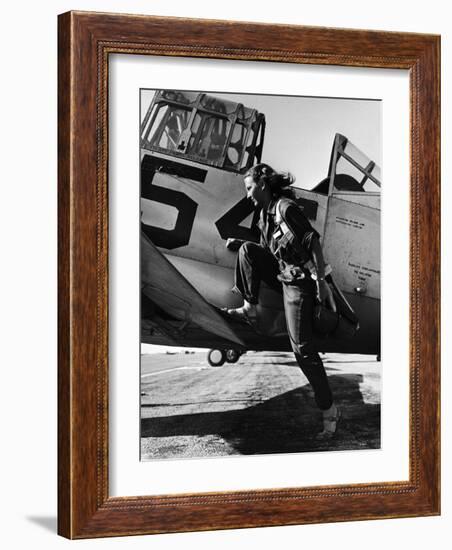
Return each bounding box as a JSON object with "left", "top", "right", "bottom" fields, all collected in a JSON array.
[
  {"left": 225, "top": 349, "right": 241, "bottom": 364},
  {"left": 207, "top": 349, "right": 226, "bottom": 367}
]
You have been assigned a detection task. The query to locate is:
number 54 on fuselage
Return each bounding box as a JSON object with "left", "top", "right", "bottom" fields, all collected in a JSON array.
[{"left": 140, "top": 90, "right": 381, "bottom": 357}]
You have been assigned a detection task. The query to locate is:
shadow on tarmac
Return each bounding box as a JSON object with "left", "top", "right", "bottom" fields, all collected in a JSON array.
[{"left": 141, "top": 373, "right": 380, "bottom": 455}]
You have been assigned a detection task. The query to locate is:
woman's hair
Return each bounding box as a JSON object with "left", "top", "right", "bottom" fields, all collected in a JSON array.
[{"left": 245, "top": 163, "right": 295, "bottom": 198}]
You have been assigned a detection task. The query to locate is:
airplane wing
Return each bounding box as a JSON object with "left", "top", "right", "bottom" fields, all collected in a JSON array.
[
  {"left": 141, "top": 232, "right": 370, "bottom": 354},
  {"left": 141, "top": 232, "right": 245, "bottom": 348}
]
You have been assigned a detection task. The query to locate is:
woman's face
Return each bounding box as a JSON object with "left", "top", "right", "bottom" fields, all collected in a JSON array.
[{"left": 244, "top": 175, "right": 265, "bottom": 207}]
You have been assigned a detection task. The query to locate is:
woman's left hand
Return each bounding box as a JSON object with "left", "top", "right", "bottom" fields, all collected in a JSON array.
[{"left": 316, "top": 280, "right": 337, "bottom": 312}]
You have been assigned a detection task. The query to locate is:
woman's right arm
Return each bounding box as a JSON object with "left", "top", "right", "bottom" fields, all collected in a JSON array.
[{"left": 311, "top": 237, "right": 336, "bottom": 312}]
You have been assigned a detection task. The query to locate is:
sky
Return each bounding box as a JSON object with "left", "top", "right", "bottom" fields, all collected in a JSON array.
[{"left": 140, "top": 89, "right": 381, "bottom": 191}]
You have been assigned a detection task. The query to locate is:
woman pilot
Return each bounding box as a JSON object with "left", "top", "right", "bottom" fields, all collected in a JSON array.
[{"left": 226, "top": 163, "right": 340, "bottom": 438}]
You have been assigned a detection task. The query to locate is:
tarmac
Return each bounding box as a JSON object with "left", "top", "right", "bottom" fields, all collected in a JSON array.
[{"left": 140, "top": 351, "right": 381, "bottom": 460}]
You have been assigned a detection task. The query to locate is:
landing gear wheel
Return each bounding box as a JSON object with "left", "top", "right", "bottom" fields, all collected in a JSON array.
[
  {"left": 225, "top": 349, "right": 241, "bottom": 364},
  {"left": 207, "top": 349, "right": 226, "bottom": 367}
]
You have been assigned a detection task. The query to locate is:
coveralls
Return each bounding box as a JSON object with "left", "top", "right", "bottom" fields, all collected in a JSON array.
[{"left": 233, "top": 197, "right": 333, "bottom": 410}]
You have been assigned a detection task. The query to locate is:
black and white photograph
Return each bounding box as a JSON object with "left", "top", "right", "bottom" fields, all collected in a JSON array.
[{"left": 139, "top": 89, "right": 381, "bottom": 460}]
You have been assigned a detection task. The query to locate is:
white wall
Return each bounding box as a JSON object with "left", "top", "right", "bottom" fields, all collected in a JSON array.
[{"left": 0, "top": 1, "right": 449, "bottom": 548}]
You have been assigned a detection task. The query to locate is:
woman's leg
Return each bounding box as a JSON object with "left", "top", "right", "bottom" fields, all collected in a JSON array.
[
  {"left": 282, "top": 282, "right": 333, "bottom": 411},
  {"left": 232, "top": 241, "right": 281, "bottom": 304}
]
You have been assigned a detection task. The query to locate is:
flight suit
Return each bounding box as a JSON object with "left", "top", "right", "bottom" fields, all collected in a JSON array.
[{"left": 232, "top": 197, "right": 333, "bottom": 411}]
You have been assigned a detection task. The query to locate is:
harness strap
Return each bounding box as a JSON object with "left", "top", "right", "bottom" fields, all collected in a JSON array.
[
  {"left": 275, "top": 199, "right": 290, "bottom": 235},
  {"left": 274, "top": 199, "right": 306, "bottom": 260},
  {"left": 274, "top": 199, "right": 332, "bottom": 279}
]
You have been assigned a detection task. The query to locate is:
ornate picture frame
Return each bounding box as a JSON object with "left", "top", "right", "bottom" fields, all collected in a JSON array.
[{"left": 58, "top": 11, "right": 440, "bottom": 538}]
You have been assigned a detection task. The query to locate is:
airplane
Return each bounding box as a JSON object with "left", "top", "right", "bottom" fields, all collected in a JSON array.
[{"left": 140, "top": 90, "right": 381, "bottom": 366}]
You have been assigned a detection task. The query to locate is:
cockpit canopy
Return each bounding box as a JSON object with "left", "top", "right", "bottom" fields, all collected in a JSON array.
[
  {"left": 141, "top": 90, "right": 265, "bottom": 173},
  {"left": 313, "top": 133, "right": 381, "bottom": 195}
]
